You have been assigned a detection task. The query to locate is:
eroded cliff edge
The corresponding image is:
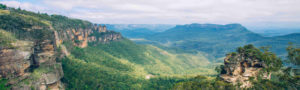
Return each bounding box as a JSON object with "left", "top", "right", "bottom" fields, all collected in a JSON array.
[
  {"left": 219, "top": 45, "right": 282, "bottom": 88},
  {"left": 0, "top": 33, "right": 64, "bottom": 90},
  {"left": 0, "top": 5, "right": 122, "bottom": 90}
]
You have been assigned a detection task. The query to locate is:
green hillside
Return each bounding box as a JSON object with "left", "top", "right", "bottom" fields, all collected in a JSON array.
[{"left": 62, "top": 38, "right": 217, "bottom": 89}]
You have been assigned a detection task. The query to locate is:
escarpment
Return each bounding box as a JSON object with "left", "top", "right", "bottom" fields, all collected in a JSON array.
[
  {"left": 0, "top": 24, "right": 122, "bottom": 90},
  {"left": 57, "top": 24, "right": 122, "bottom": 48},
  {"left": 0, "top": 41, "right": 34, "bottom": 78},
  {"left": 219, "top": 45, "right": 280, "bottom": 88},
  {"left": 220, "top": 53, "right": 267, "bottom": 88},
  {"left": 0, "top": 34, "right": 64, "bottom": 90},
  {"left": 0, "top": 5, "right": 122, "bottom": 90}
]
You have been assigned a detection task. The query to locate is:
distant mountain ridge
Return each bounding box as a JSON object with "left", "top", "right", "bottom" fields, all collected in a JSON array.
[
  {"left": 105, "top": 24, "right": 175, "bottom": 32},
  {"left": 148, "top": 23, "right": 263, "bottom": 42},
  {"left": 105, "top": 24, "right": 175, "bottom": 38},
  {"left": 142, "top": 23, "right": 300, "bottom": 59},
  {"left": 252, "top": 28, "right": 300, "bottom": 37},
  {"left": 171, "top": 23, "right": 245, "bottom": 31}
]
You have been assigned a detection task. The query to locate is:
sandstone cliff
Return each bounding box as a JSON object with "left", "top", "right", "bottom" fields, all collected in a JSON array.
[
  {"left": 0, "top": 5, "right": 123, "bottom": 90},
  {"left": 0, "top": 25, "right": 122, "bottom": 89},
  {"left": 0, "top": 24, "right": 122, "bottom": 90},
  {"left": 57, "top": 24, "right": 122, "bottom": 48},
  {"left": 219, "top": 45, "right": 273, "bottom": 88},
  {"left": 0, "top": 36, "right": 64, "bottom": 90}
]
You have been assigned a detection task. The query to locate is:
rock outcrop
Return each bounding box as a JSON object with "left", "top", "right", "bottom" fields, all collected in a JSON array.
[
  {"left": 1, "top": 23, "right": 122, "bottom": 89},
  {"left": 97, "top": 32, "right": 122, "bottom": 43},
  {"left": 58, "top": 24, "right": 122, "bottom": 48},
  {"left": 0, "top": 36, "right": 64, "bottom": 90},
  {"left": 0, "top": 5, "right": 122, "bottom": 90},
  {"left": 219, "top": 45, "right": 271, "bottom": 88},
  {"left": 0, "top": 41, "right": 33, "bottom": 78}
]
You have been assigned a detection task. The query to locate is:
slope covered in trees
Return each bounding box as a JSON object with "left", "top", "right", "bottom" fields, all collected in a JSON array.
[{"left": 61, "top": 38, "right": 218, "bottom": 89}]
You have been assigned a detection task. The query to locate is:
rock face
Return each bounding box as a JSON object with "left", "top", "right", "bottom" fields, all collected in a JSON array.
[
  {"left": 58, "top": 24, "right": 122, "bottom": 48},
  {"left": 219, "top": 47, "right": 270, "bottom": 88},
  {"left": 1, "top": 19, "right": 121, "bottom": 90},
  {"left": 98, "top": 32, "right": 122, "bottom": 43},
  {"left": 0, "top": 36, "right": 64, "bottom": 90},
  {"left": 0, "top": 5, "right": 124, "bottom": 90},
  {"left": 0, "top": 41, "right": 33, "bottom": 78}
]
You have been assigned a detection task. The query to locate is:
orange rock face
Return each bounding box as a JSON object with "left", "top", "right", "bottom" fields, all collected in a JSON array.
[{"left": 0, "top": 41, "right": 33, "bottom": 78}]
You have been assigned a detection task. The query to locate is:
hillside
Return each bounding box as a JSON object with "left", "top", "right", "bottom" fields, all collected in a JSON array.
[
  {"left": 0, "top": 4, "right": 216, "bottom": 90},
  {"left": 0, "top": 5, "right": 66, "bottom": 89},
  {"left": 62, "top": 39, "right": 218, "bottom": 89}
]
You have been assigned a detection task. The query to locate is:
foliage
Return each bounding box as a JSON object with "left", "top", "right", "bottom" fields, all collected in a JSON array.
[
  {"left": 215, "top": 65, "right": 226, "bottom": 74},
  {"left": 0, "top": 11, "right": 54, "bottom": 41},
  {"left": 50, "top": 14, "right": 92, "bottom": 30},
  {"left": 62, "top": 56, "right": 143, "bottom": 90},
  {"left": 172, "top": 75, "right": 235, "bottom": 90},
  {"left": 0, "top": 4, "right": 7, "bottom": 10},
  {"left": 286, "top": 43, "right": 300, "bottom": 66},
  {"left": 0, "top": 30, "right": 16, "bottom": 48},
  {"left": 260, "top": 46, "right": 283, "bottom": 72},
  {"left": 234, "top": 44, "right": 282, "bottom": 72},
  {"left": 62, "top": 56, "right": 188, "bottom": 90},
  {"left": 250, "top": 73, "right": 300, "bottom": 89},
  {"left": 61, "top": 38, "right": 217, "bottom": 89},
  {"left": 0, "top": 79, "right": 10, "bottom": 90}
]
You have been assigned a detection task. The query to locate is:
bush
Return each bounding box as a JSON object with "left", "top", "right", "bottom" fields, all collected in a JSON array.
[{"left": 0, "top": 4, "right": 7, "bottom": 9}]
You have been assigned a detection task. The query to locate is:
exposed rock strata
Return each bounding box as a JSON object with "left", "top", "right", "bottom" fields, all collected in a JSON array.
[
  {"left": 58, "top": 24, "right": 122, "bottom": 48},
  {"left": 0, "top": 38, "right": 64, "bottom": 90},
  {"left": 220, "top": 52, "right": 270, "bottom": 88},
  {"left": 1, "top": 23, "right": 121, "bottom": 90},
  {"left": 0, "top": 41, "right": 33, "bottom": 78}
]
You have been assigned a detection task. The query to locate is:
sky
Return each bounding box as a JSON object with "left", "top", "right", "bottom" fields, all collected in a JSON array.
[{"left": 1, "top": 0, "right": 300, "bottom": 30}]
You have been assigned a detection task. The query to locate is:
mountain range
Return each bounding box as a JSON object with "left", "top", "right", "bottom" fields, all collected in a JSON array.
[{"left": 120, "top": 23, "right": 300, "bottom": 60}]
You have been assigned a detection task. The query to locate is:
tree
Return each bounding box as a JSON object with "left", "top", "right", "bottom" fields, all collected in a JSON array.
[
  {"left": 286, "top": 43, "right": 300, "bottom": 66},
  {"left": 215, "top": 65, "right": 226, "bottom": 74},
  {"left": 260, "top": 46, "right": 282, "bottom": 72},
  {"left": 0, "top": 4, "right": 7, "bottom": 9}
]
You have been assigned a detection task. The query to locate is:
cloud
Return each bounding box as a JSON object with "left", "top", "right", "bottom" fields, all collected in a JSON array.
[
  {"left": 1, "top": 0, "right": 300, "bottom": 27},
  {"left": 0, "top": 1, "right": 63, "bottom": 15},
  {"left": 0, "top": 1, "right": 45, "bottom": 11}
]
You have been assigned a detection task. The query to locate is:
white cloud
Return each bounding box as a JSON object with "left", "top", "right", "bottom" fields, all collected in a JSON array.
[
  {"left": 1, "top": 0, "right": 300, "bottom": 27},
  {"left": 0, "top": 1, "right": 44, "bottom": 11}
]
